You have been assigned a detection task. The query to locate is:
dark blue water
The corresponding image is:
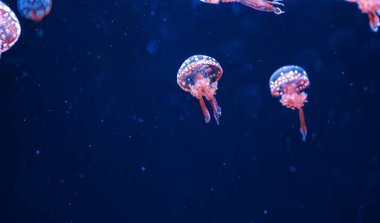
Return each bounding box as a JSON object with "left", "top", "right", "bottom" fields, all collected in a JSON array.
[{"left": 1, "top": 0, "right": 380, "bottom": 222}]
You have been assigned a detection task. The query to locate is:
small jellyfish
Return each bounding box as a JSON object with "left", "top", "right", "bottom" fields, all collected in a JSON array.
[
  {"left": 200, "top": 0, "right": 284, "bottom": 15},
  {"left": 0, "top": 0, "right": 21, "bottom": 57},
  {"left": 269, "top": 65, "right": 310, "bottom": 141},
  {"left": 177, "top": 55, "right": 223, "bottom": 125},
  {"left": 17, "top": 0, "right": 52, "bottom": 22},
  {"left": 346, "top": 0, "right": 380, "bottom": 32}
]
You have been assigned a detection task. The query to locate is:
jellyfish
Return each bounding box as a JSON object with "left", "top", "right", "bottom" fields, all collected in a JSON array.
[
  {"left": 346, "top": 0, "right": 380, "bottom": 32},
  {"left": 269, "top": 65, "right": 310, "bottom": 141},
  {"left": 200, "top": 0, "right": 284, "bottom": 15},
  {"left": 17, "top": 0, "right": 52, "bottom": 22},
  {"left": 0, "top": 0, "right": 21, "bottom": 57},
  {"left": 177, "top": 55, "right": 223, "bottom": 125}
]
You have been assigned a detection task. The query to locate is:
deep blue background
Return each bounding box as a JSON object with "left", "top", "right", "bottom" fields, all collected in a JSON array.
[{"left": 1, "top": 0, "right": 380, "bottom": 222}]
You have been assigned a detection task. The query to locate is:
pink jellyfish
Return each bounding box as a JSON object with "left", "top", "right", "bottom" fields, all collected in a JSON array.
[
  {"left": 0, "top": 0, "right": 21, "bottom": 57},
  {"left": 270, "top": 65, "right": 310, "bottom": 141},
  {"left": 177, "top": 55, "right": 223, "bottom": 125},
  {"left": 346, "top": 0, "right": 380, "bottom": 32}
]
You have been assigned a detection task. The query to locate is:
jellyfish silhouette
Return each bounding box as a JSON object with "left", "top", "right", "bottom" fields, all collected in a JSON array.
[{"left": 17, "top": 0, "right": 52, "bottom": 22}]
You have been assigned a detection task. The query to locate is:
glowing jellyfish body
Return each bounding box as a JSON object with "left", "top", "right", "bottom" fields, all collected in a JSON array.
[
  {"left": 0, "top": 0, "right": 21, "bottom": 56},
  {"left": 346, "top": 0, "right": 380, "bottom": 32},
  {"left": 17, "top": 0, "right": 52, "bottom": 22},
  {"left": 270, "top": 65, "right": 310, "bottom": 141},
  {"left": 177, "top": 55, "right": 223, "bottom": 125},
  {"left": 200, "top": 0, "right": 284, "bottom": 14}
]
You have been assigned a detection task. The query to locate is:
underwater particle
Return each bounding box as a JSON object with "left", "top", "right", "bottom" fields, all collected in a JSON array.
[
  {"left": 35, "top": 149, "right": 40, "bottom": 155},
  {"left": 0, "top": 0, "right": 21, "bottom": 56},
  {"left": 200, "top": 0, "right": 284, "bottom": 14},
  {"left": 269, "top": 65, "right": 310, "bottom": 141},
  {"left": 17, "top": 0, "right": 52, "bottom": 22},
  {"left": 131, "top": 114, "right": 144, "bottom": 124},
  {"left": 20, "top": 70, "right": 29, "bottom": 78},
  {"left": 289, "top": 165, "right": 296, "bottom": 173},
  {"left": 263, "top": 209, "right": 269, "bottom": 215},
  {"left": 146, "top": 40, "right": 158, "bottom": 56},
  {"left": 140, "top": 165, "right": 146, "bottom": 172},
  {"left": 177, "top": 55, "right": 223, "bottom": 125},
  {"left": 346, "top": 0, "right": 380, "bottom": 32},
  {"left": 36, "top": 28, "right": 44, "bottom": 37},
  {"left": 16, "top": 70, "right": 29, "bottom": 80}
]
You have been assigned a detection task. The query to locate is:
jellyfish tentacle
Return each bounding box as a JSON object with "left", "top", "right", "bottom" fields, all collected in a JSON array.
[
  {"left": 267, "top": 0, "right": 284, "bottom": 6},
  {"left": 298, "top": 107, "right": 307, "bottom": 142},
  {"left": 198, "top": 97, "right": 211, "bottom": 123},
  {"left": 239, "top": 0, "right": 284, "bottom": 14},
  {"left": 200, "top": 0, "right": 221, "bottom": 4},
  {"left": 368, "top": 11, "right": 380, "bottom": 32},
  {"left": 209, "top": 96, "right": 222, "bottom": 125}
]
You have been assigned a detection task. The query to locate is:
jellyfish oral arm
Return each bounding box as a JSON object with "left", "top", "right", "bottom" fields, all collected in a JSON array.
[
  {"left": 298, "top": 107, "right": 307, "bottom": 142},
  {"left": 189, "top": 77, "right": 213, "bottom": 124},
  {"left": 198, "top": 97, "right": 211, "bottom": 123},
  {"left": 209, "top": 97, "right": 222, "bottom": 125},
  {"left": 368, "top": 11, "right": 380, "bottom": 32},
  {"left": 280, "top": 92, "right": 307, "bottom": 110},
  {"left": 234, "top": 0, "right": 284, "bottom": 14},
  {"left": 279, "top": 90, "right": 308, "bottom": 141},
  {"left": 189, "top": 75, "right": 220, "bottom": 124},
  {"left": 200, "top": 0, "right": 221, "bottom": 4},
  {"left": 202, "top": 0, "right": 285, "bottom": 14}
]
